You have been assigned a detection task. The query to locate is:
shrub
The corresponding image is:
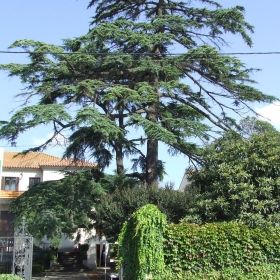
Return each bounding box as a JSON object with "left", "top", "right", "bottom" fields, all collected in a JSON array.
[
  {"left": 0, "top": 275, "right": 22, "bottom": 280},
  {"left": 48, "top": 250, "right": 57, "bottom": 262},
  {"left": 118, "top": 204, "right": 166, "bottom": 280},
  {"left": 164, "top": 263, "right": 280, "bottom": 279},
  {"left": 32, "top": 263, "right": 44, "bottom": 274},
  {"left": 164, "top": 222, "right": 280, "bottom": 276},
  {"left": 187, "top": 132, "right": 280, "bottom": 227},
  {"left": 95, "top": 186, "right": 191, "bottom": 240}
]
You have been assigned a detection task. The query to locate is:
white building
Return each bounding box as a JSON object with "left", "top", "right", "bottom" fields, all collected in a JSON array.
[
  {"left": 178, "top": 172, "right": 192, "bottom": 192},
  {"left": 0, "top": 150, "right": 102, "bottom": 269}
]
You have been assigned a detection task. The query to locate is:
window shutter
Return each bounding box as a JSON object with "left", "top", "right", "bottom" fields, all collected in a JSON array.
[
  {"left": 16, "top": 177, "right": 19, "bottom": 191},
  {"left": 1, "top": 177, "right": 4, "bottom": 190}
]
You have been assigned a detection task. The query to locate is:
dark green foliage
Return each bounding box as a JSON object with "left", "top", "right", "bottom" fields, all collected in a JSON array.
[
  {"left": 79, "top": 244, "right": 90, "bottom": 260},
  {"left": 94, "top": 184, "right": 192, "bottom": 240},
  {"left": 8, "top": 170, "right": 104, "bottom": 246},
  {"left": 32, "top": 264, "right": 44, "bottom": 274},
  {"left": 0, "top": 0, "right": 277, "bottom": 188},
  {"left": 0, "top": 262, "right": 12, "bottom": 275},
  {"left": 48, "top": 250, "right": 58, "bottom": 262},
  {"left": 32, "top": 249, "right": 50, "bottom": 271},
  {"left": 118, "top": 204, "right": 166, "bottom": 280},
  {"left": 97, "top": 172, "right": 142, "bottom": 193},
  {"left": 164, "top": 222, "right": 280, "bottom": 277},
  {"left": 185, "top": 130, "right": 280, "bottom": 226}
]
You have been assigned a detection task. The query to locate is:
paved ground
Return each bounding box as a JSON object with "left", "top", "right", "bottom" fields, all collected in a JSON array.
[
  {"left": 46, "top": 272, "right": 90, "bottom": 279},
  {"left": 31, "top": 272, "right": 90, "bottom": 279},
  {"left": 31, "top": 269, "right": 115, "bottom": 279}
]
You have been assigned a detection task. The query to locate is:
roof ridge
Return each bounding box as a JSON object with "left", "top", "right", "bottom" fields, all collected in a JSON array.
[{"left": 3, "top": 151, "right": 96, "bottom": 169}]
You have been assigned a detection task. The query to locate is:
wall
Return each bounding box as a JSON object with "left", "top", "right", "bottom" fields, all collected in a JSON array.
[
  {"left": 178, "top": 174, "right": 192, "bottom": 192},
  {"left": 41, "top": 168, "right": 65, "bottom": 182},
  {"left": 0, "top": 148, "right": 3, "bottom": 190},
  {"left": 2, "top": 166, "right": 93, "bottom": 191},
  {"left": 0, "top": 211, "right": 15, "bottom": 236},
  {"left": 41, "top": 228, "right": 99, "bottom": 269},
  {"left": 2, "top": 168, "right": 43, "bottom": 191},
  {"left": 41, "top": 167, "right": 91, "bottom": 182},
  {"left": 58, "top": 228, "right": 97, "bottom": 252}
]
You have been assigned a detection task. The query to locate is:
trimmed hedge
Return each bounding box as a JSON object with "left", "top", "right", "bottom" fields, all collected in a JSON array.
[
  {"left": 164, "top": 263, "right": 280, "bottom": 279},
  {"left": 164, "top": 222, "right": 280, "bottom": 275},
  {"left": 0, "top": 275, "right": 22, "bottom": 280}
]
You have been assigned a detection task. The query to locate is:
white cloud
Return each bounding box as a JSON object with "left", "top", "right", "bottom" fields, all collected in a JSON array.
[
  {"left": 31, "top": 132, "right": 69, "bottom": 148},
  {"left": 255, "top": 102, "right": 280, "bottom": 128},
  {"left": 31, "top": 136, "right": 48, "bottom": 146}
]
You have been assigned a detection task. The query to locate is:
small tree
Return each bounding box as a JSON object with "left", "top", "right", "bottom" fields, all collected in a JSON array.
[
  {"left": 238, "top": 116, "right": 280, "bottom": 138},
  {"left": 118, "top": 204, "right": 166, "bottom": 280},
  {"left": 185, "top": 130, "right": 280, "bottom": 227},
  {"left": 9, "top": 170, "right": 104, "bottom": 246},
  {"left": 95, "top": 185, "right": 191, "bottom": 240}
]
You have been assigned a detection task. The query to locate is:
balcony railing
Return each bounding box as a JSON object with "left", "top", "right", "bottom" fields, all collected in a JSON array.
[{"left": 0, "top": 190, "right": 25, "bottom": 199}]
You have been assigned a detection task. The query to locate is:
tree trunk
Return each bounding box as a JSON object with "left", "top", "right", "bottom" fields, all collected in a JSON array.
[
  {"left": 145, "top": 0, "right": 164, "bottom": 188},
  {"left": 116, "top": 100, "right": 124, "bottom": 174},
  {"left": 115, "top": 142, "right": 124, "bottom": 174},
  {"left": 146, "top": 102, "right": 159, "bottom": 188}
]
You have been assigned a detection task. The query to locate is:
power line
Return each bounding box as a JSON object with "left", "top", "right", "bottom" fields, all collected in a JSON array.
[
  {"left": 0, "top": 144, "right": 42, "bottom": 148},
  {"left": 1, "top": 50, "right": 280, "bottom": 56}
]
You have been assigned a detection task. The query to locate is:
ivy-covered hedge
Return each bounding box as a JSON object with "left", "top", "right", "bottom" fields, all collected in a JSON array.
[
  {"left": 118, "top": 204, "right": 166, "bottom": 280},
  {"left": 164, "top": 263, "right": 280, "bottom": 280},
  {"left": 164, "top": 222, "right": 280, "bottom": 275}
]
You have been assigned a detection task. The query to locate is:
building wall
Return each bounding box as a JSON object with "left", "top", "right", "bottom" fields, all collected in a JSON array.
[
  {"left": 2, "top": 166, "right": 93, "bottom": 191},
  {"left": 56, "top": 228, "right": 97, "bottom": 252},
  {"left": 2, "top": 168, "right": 43, "bottom": 191},
  {"left": 178, "top": 174, "right": 192, "bottom": 192},
  {"left": 41, "top": 228, "right": 99, "bottom": 269},
  {"left": 42, "top": 167, "right": 91, "bottom": 182},
  {"left": 41, "top": 168, "right": 65, "bottom": 182},
  {"left": 0, "top": 211, "right": 15, "bottom": 236},
  {"left": 1, "top": 165, "right": 99, "bottom": 268}
]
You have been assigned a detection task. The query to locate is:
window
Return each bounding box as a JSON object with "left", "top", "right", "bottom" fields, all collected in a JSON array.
[
  {"left": 1, "top": 177, "right": 19, "bottom": 191},
  {"left": 29, "top": 177, "right": 40, "bottom": 187}
]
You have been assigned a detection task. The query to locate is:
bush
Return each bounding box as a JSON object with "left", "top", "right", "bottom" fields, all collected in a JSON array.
[
  {"left": 164, "top": 222, "right": 280, "bottom": 276},
  {"left": 118, "top": 204, "right": 166, "bottom": 280},
  {"left": 48, "top": 250, "right": 57, "bottom": 262},
  {"left": 164, "top": 263, "right": 280, "bottom": 279},
  {"left": 32, "top": 263, "right": 44, "bottom": 274},
  {"left": 32, "top": 249, "right": 49, "bottom": 270},
  {"left": 187, "top": 132, "right": 280, "bottom": 227},
  {"left": 96, "top": 185, "right": 191, "bottom": 240},
  {"left": 0, "top": 275, "right": 22, "bottom": 280}
]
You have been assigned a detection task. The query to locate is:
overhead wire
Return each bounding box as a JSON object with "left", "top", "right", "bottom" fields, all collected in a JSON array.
[{"left": 1, "top": 50, "right": 280, "bottom": 56}]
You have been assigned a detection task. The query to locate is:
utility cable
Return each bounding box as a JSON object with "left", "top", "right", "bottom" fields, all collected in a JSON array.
[{"left": 1, "top": 50, "right": 280, "bottom": 56}]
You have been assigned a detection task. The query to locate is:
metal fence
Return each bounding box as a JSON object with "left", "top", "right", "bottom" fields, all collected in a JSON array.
[
  {"left": 0, "top": 237, "right": 14, "bottom": 274},
  {"left": 0, "top": 218, "right": 33, "bottom": 280},
  {"left": 12, "top": 218, "right": 33, "bottom": 280}
]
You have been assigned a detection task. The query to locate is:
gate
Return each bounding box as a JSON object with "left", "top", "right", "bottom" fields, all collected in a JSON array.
[
  {"left": 12, "top": 218, "right": 33, "bottom": 280},
  {"left": 0, "top": 237, "right": 13, "bottom": 274}
]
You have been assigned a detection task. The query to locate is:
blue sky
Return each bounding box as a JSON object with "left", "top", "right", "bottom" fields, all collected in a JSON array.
[{"left": 0, "top": 0, "right": 280, "bottom": 188}]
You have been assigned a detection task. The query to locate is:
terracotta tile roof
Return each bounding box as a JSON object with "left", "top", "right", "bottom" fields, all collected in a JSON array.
[{"left": 3, "top": 152, "right": 96, "bottom": 169}]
